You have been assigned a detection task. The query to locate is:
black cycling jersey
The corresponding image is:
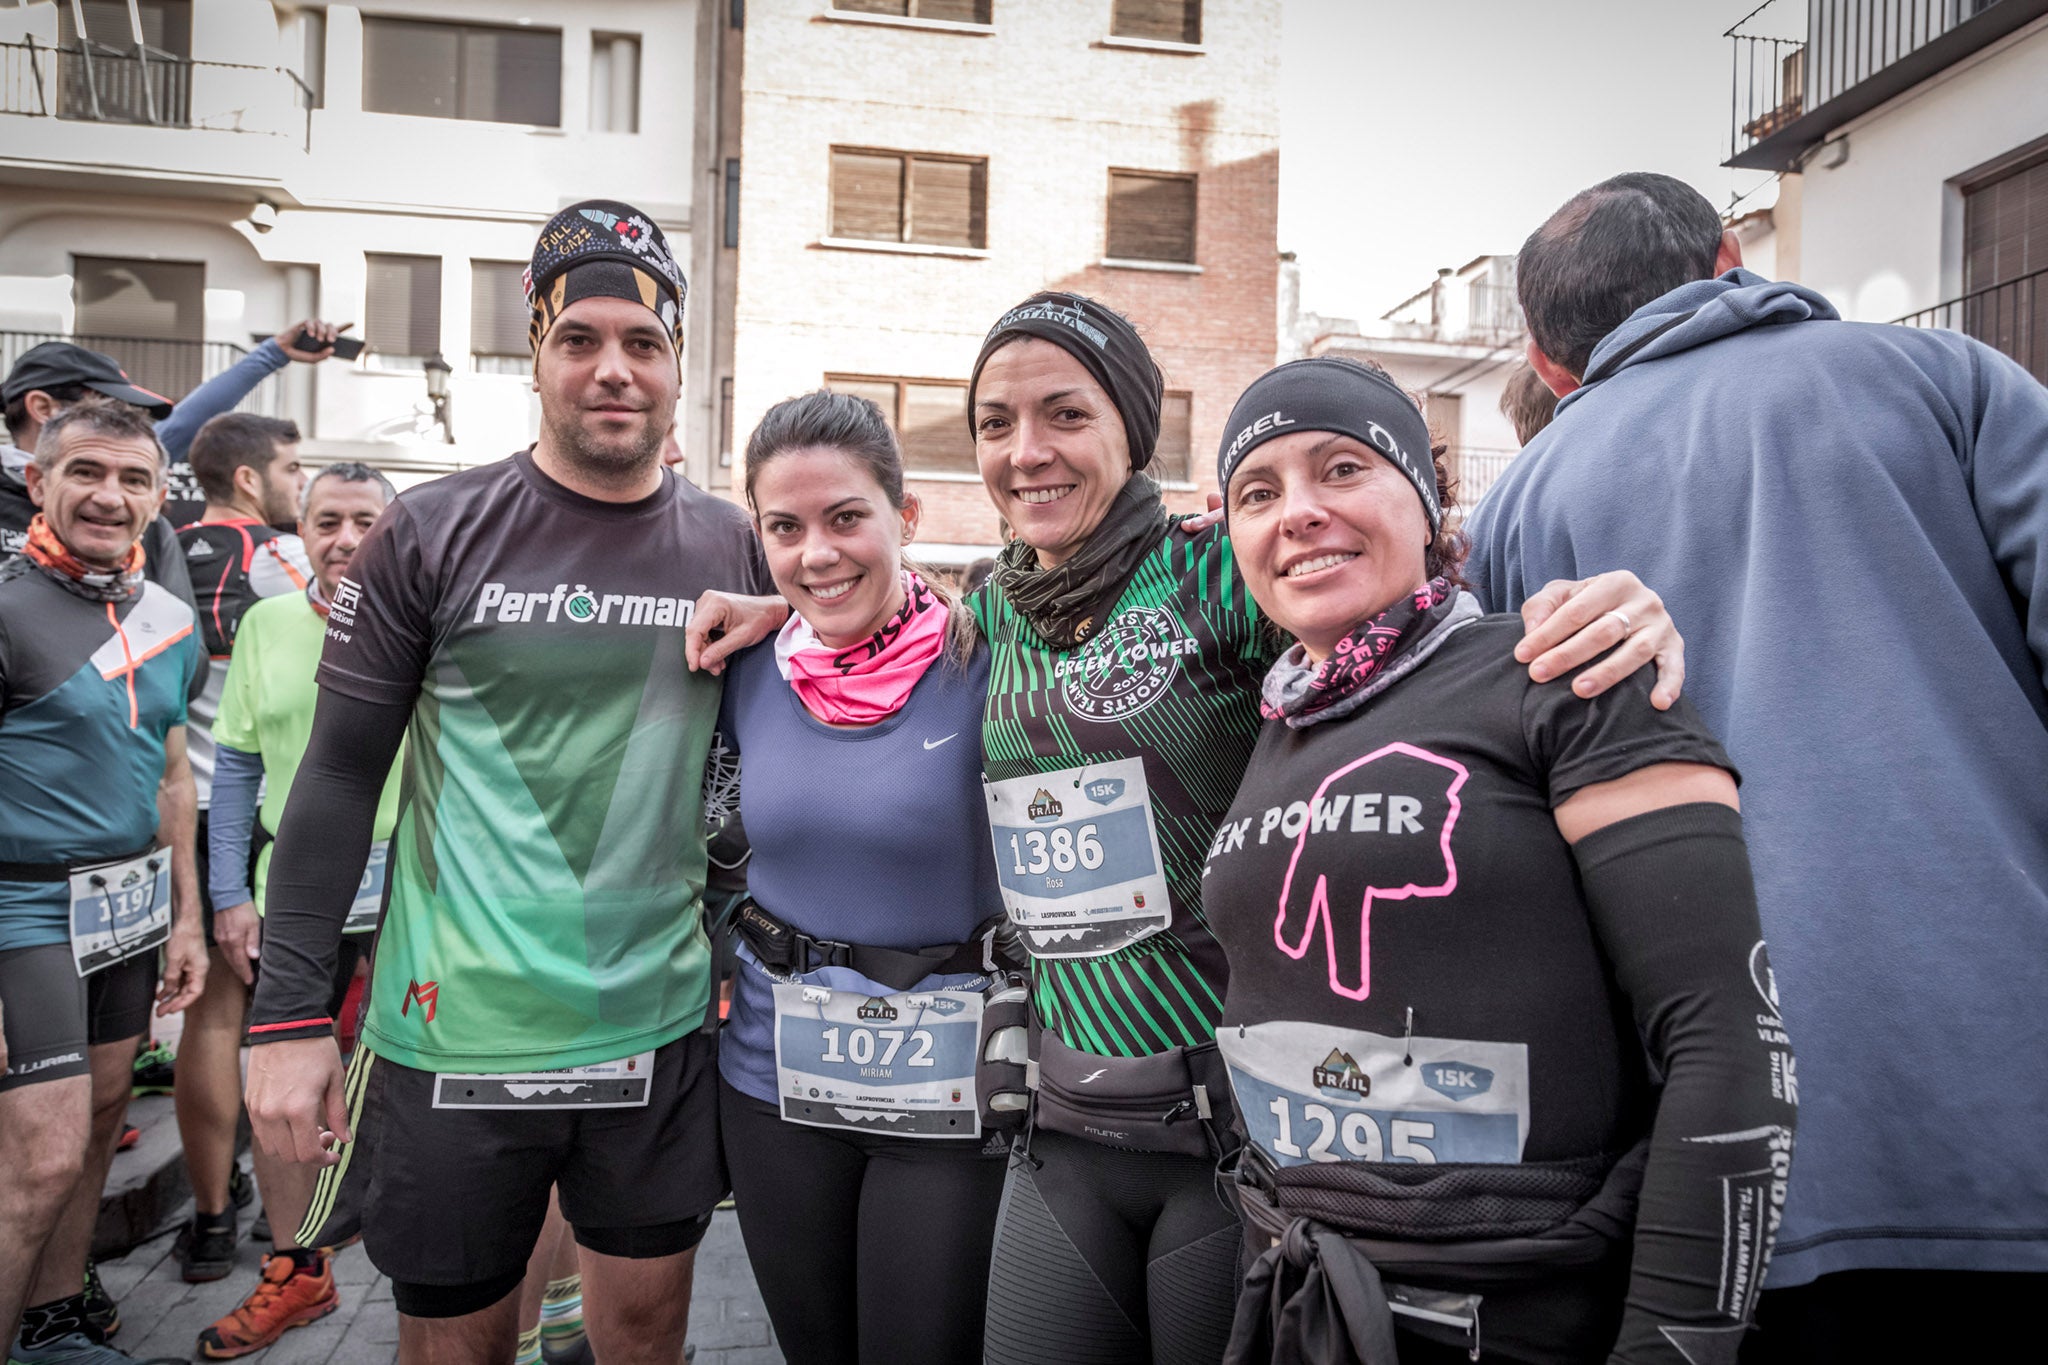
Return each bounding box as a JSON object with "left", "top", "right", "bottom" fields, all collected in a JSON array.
[{"left": 176, "top": 518, "right": 308, "bottom": 804}]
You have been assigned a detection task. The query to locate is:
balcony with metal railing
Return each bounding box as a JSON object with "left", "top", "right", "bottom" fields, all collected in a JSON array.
[
  {"left": 1891, "top": 266, "right": 2047, "bottom": 384},
  {"left": 0, "top": 38, "right": 314, "bottom": 192},
  {"left": 1726, "top": 0, "right": 2048, "bottom": 171},
  {"left": 1382, "top": 278, "right": 1527, "bottom": 349},
  {"left": 0, "top": 331, "right": 283, "bottom": 419},
  {"left": 1453, "top": 448, "right": 1522, "bottom": 507}
]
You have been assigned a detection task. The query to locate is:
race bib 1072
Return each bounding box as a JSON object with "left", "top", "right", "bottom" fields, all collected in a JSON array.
[{"left": 773, "top": 983, "right": 983, "bottom": 1139}]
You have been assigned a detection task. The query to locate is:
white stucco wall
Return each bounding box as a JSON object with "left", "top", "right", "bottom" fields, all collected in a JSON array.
[
  {"left": 1791, "top": 18, "right": 2048, "bottom": 321},
  {"left": 0, "top": 0, "right": 699, "bottom": 469}
]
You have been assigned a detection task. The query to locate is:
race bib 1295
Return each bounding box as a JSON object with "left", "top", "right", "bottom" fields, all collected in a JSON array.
[{"left": 1219, "top": 1020, "right": 1528, "bottom": 1168}]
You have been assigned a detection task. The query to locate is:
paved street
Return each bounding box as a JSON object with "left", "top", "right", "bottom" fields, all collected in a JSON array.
[
  {"left": 96, "top": 1187, "right": 779, "bottom": 1365},
  {"left": 95, "top": 1017, "right": 779, "bottom": 1365}
]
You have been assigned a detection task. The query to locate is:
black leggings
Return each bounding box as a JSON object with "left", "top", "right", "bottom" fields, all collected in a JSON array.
[
  {"left": 719, "top": 1078, "right": 1007, "bottom": 1365},
  {"left": 984, "top": 1130, "right": 1241, "bottom": 1365}
]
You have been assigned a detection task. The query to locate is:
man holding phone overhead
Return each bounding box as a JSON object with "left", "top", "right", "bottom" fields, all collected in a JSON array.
[{"left": 2, "top": 322, "right": 355, "bottom": 535}]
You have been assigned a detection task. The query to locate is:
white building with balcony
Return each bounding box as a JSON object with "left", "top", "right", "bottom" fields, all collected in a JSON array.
[
  {"left": 0, "top": 0, "right": 711, "bottom": 482},
  {"left": 1289, "top": 253, "right": 1530, "bottom": 510},
  {"left": 1725, "top": 0, "right": 2048, "bottom": 385}
]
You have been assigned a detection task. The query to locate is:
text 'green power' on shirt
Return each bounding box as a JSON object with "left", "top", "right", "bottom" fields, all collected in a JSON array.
[
  {"left": 294, "top": 451, "right": 768, "bottom": 1073},
  {"left": 211, "top": 592, "right": 403, "bottom": 915},
  {"left": 971, "top": 522, "right": 1275, "bottom": 1058}
]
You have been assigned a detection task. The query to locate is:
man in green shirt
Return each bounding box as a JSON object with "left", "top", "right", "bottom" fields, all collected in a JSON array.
[
  {"left": 193, "top": 462, "right": 399, "bottom": 1359},
  {"left": 243, "top": 202, "right": 765, "bottom": 1363}
]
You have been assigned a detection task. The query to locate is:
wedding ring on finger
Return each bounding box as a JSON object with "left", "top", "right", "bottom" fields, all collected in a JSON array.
[{"left": 1603, "top": 609, "right": 1634, "bottom": 637}]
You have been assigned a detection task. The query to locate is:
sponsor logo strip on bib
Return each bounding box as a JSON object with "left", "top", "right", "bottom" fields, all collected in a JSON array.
[{"left": 432, "top": 1051, "right": 656, "bottom": 1109}]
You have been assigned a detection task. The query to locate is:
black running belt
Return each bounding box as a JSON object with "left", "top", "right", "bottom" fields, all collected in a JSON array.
[
  {"left": 0, "top": 845, "right": 156, "bottom": 882},
  {"left": 733, "top": 898, "right": 1018, "bottom": 993}
]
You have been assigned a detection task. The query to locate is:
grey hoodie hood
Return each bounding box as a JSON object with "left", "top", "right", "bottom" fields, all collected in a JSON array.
[{"left": 1555, "top": 269, "right": 1839, "bottom": 418}]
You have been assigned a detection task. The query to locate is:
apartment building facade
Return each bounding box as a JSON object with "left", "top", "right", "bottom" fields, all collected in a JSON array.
[
  {"left": 1297, "top": 253, "right": 1529, "bottom": 511},
  {"left": 0, "top": 0, "right": 704, "bottom": 479},
  {"left": 1726, "top": 0, "right": 2048, "bottom": 383},
  {"left": 698, "top": 0, "right": 1282, "bottom": 555}
]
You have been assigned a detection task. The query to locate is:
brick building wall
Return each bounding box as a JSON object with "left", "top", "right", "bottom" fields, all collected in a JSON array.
[{"left": 721, "top": 0, "right": 1280, "bottom": 548}]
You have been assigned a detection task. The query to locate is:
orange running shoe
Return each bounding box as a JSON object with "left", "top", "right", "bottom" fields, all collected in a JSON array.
[{"left": 195, "top": 1253, "right": 339, "bottom": 1359}]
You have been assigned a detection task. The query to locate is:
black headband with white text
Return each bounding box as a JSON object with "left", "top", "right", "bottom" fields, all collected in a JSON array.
[{"left": 1217, "top": 358, "right": 1441, "bottom": 535}]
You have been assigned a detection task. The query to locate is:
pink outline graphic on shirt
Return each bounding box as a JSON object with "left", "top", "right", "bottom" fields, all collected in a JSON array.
[{"left": 1274, "top": 741, "right": 1467, "bottom": 1001}]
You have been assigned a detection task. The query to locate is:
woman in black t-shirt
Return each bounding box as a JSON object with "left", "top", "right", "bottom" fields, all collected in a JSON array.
[{"left": 1203, "top": 357, "right": 1797, "bottom": 1365}]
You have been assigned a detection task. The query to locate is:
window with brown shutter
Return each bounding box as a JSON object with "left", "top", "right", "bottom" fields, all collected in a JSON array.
[
  {"left": 72, "top": 256, "right": 205, "bottom": 398},
  {"left": 365, "top": 254, "right": 442, "bottom": 366},
  {"left": 1154, "top": 390, "right": 1193, "bottom": 483},
  {"left": 1111, "top": 0, "right": 1200, "bottom": 44},
  {"left": 363, "top": 17, "right": 561, "bottom": 127},
  {"left": 831, "top": 151, "right": 905, "bottom": 242},
  {"left": 831, "top": 149, "right": 987, "bottom": 249},
  {"left": 1107, "top": 171, "right": 1197, "bottom": 263},
  {"left": 908, "top": 158, "right": 986, "bottom": 249},
  {"left": 834, "top": 0, "right": 992, "bottom": 21},
  {"left": 1964, "top": 155, "right": 2048, "bottom": 293},
  {"left": 824, "top": 375, "right": 974, "bottom": 474},
  {"left": 470, "top": 261, "right": 529, "bottom": 373}
]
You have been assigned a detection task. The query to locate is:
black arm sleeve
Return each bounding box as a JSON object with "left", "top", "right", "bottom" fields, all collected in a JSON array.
[
  {"left": 1573, "top": 802, "right": 1797, "bottom": 1365},
  {"left": 245, "top": 688, "right": 409, "bottom": 1043}
]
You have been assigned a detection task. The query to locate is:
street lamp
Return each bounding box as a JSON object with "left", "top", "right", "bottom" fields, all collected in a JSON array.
[{"left": 422, "top": 352, "right": 454, "bottom": 444}]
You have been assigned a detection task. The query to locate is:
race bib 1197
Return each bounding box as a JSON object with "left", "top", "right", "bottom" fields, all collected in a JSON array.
[{"left": 69, "top": 848, "right": 171, "bottom": 977}]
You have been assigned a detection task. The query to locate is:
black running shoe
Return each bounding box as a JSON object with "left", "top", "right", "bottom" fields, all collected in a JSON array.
[
  {"left": 79, "top": 1262, "right": 118, "bottom": 1342},
  {"left": 175, "top": 1213, "right": 238, "bottom": 1283},
  {"left": 228, "top": 1165, "right": 254, "bottom": 1212},
  {"left": 250, "top": 1211, "right": 270, "bottom": 1244}
]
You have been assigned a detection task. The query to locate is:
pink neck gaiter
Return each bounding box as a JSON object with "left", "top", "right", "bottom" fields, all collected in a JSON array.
[{"left": 775, "top": 571, "right": 948, "bottom": 725}]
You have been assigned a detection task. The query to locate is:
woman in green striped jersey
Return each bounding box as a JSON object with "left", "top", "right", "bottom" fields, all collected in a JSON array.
[{"left": 689, "top": 291, "right": 1683, "bottom": 1364}]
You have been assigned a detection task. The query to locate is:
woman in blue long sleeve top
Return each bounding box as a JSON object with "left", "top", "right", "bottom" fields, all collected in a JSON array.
[{"left": 712, "top": 389, "right": 1008, "bottom": 1365}]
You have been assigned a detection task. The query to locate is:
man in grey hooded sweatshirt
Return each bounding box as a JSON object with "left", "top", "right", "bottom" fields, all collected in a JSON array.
[{"left": 1466, "top": 172, "right": 2048, "bottom": 1363}]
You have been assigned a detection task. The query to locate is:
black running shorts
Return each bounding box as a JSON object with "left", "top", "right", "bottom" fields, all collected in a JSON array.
[
  {"left": 300, "top": 1028, "right": 728, "bottom": 1293},
  {"left": 0, "top": 944, "right": 156, "bottom": 1090}
]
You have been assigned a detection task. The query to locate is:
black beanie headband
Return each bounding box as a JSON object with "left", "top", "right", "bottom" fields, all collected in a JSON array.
[
  {"left": 968, "top": 293, "right": 1163, "bottom": 470},
  {"left": 1217, "top": 358, "right": 1442, "bottom": 535}
]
